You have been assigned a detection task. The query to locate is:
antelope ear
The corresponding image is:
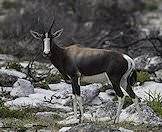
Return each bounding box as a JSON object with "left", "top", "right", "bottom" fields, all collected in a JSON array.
[
  {"left": 52, "top": 28, "right": 63, "bottom": 38},
  {"left": 30, "top": 30, "right": 43, "bottom": 40}
]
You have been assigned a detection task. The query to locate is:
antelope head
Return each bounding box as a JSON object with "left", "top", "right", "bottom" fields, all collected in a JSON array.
[{"left": 30, "top": 20, "right": 63, "bottom": 57}]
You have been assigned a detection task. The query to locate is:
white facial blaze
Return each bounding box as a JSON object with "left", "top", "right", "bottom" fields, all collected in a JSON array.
[{"left": 43, "top": 33, "right": 50, "bottom": 54}]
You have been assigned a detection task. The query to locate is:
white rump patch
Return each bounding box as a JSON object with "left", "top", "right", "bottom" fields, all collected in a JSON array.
[
  {"left": 43, "top": 33, "right": 50, "bottom": 54},
  {"left": 120, "top": 54, "right": 135, "bottom": 89}
]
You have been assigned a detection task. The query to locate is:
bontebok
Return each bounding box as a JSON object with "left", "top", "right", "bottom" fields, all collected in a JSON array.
[{"left": 30, "top": 19, "right": 143, "bottom": 123}]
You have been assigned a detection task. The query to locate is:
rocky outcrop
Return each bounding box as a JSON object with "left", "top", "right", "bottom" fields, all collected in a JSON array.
[
  {"left": 134, "top": 55, "right": 162, "bottom": 72},
  {"left": 0, "top": 73, "right": 17, "bottom": 87},
  {"left": 134, "top": 81, "right": 162, "bottom": 100},
  {"left": 0, "top": 69, "right": 27, "bottom": 87},
  {"left": 5, "top": 83, "right": 101, "bottom": 112},
  {"left": 10, "top": 79, "right": 34, "bottom": 97},
  {"left": 0, "top": 69, "right": 26, "bottom": 79},
  {"left": 120, "top": 103, "right": 162, "bottom": 125},
  {"left": 49, "top": 82, "right": 101, "bottom": 104}
]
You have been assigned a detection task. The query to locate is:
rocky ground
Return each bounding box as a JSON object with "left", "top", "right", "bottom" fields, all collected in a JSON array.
[{"left": 0, "top": 54, "right": 162, "bottom": 131}]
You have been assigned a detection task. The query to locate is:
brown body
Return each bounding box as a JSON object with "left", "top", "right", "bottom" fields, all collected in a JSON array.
[
  {"left": 64, "top": 45, "right": 127, "bottom": 76},
  {"left": 50, "top": 43, "right": 130, "bottom": 97}
]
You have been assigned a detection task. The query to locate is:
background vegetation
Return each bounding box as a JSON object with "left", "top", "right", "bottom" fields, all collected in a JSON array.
[{"left": 0, "top": 0, "right": 161, "bottom": 61}]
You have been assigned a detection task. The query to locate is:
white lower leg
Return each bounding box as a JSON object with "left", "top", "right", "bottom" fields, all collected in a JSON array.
[
  {"left": 76, "top": 95, "right": 84, "bottom": 122},
  {"left": 105, "top": 73, "right": 112, "bottom": 86},
  {"left": 133, "top": 97, "right": 143, "bottom": 123},
  {"left": 115, "top": 96, "right": 125, "bottom": 123},
  {"left": 72, "top": 95, "right": 77, "bottom": 119}
]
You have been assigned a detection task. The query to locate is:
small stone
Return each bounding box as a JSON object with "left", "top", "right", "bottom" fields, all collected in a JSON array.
[
  {"left": 91, "top": 96, "right": 102, "bottom": 105},
  {"left": 98, "top": 92, "right": 114, "bottom": 103},
  {"left": 58, "top": 116, "right": 79, "bottom": 125},
  {"left": 0, "top": 121, "right": 3, "bottom": 127},
  {"left": 59, "top": 127, "right": 71, "bottom": 132},
  {"left": 155, "top": 69, "right": 162, "bottom": 82}
]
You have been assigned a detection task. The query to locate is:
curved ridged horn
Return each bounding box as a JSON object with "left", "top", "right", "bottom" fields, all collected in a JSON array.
[{"left": 48, "top": 19, "right": 55, "bottom": 33}]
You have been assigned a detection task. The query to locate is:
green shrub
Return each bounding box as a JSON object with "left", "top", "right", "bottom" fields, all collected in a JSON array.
[
  {"left": 34, "top": 81, "right": 50, "bottom": 90},
  {"left": 2, "top": 0, "right": 21, "bottom": 9},
  {"left": 123, "top": 96, "right": 134, "bottom": 109},
  {"left": 145, "top": 90, "right": 162, "bottom": 118},
  {"left": 45, "top": 73, "right": 63, "bottom": 84},
  {"left": 34, "top": 73, "right": 63, "bottom": 89},
  {"left": 6, "top": 61, "right": 23, "bottom": 72},
  {"left": 0, "top": 98, "right": 4, "bottom": 107},
  {"left": 0, "top": 48, "right": 5, "bottom": 54},
  {"left": 144, "top": 1, "right": 158, "bottom": 11},
  {"left": 0, "top": 101, "right": 39, "bottom": 119},
  {"left": 0, "top": 106, "right": 33, "bottom": 119},
  {"left": 137, "top": 71, "right": 150, "bottom": 85}
]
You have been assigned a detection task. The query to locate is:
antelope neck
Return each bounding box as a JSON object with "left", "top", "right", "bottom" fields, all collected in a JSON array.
[{"left": 50, "top": 40, "right": 64, "bottom": 59}]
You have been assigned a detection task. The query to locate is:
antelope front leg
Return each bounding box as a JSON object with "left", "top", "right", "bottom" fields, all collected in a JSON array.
[{"left": 71, "top": 75, "right": 84, "bottom": 123}]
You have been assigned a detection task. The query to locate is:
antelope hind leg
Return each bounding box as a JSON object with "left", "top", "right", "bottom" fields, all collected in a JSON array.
[
  {"left": 114, "top": 96, "right": 125, "bottom": 123},
  {"left": 76, "top": 95, "right": 84, "bottom": 123},
  {"left": 72, "top": 94, "right": 78, "bottom": 119}
]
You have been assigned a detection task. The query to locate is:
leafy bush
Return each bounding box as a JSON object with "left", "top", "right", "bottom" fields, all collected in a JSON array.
[
  {"left": 2, "top": 0, "right": 21, "bottom": 9},
  {"left": 0, "top": 98, "right": 4, "bottom": 107},
  {"left": 34, "top": 73, "right": 63, "bottom": 89},
  {"left": 123, "top": 96, "right": 134, "bottom": 109},
  {"left": 145, "top": 90, "right": 162, "bottom": 118},
  {"left": 34, "top": 81, "right": 50, "bottom": 90},
  {"left": 0, "top": 101, "right": 32, "bottom": 119},
  {"left": 144, "top": 1, "right": 158, "bottom": 11},
  {"left": 137, "top": 71, "right": 150, "bottom": 85},
  {"left": 45, "top": 73, "right": 63, "bottom": 84},
  {"left": 6, "top": 61, "right": 23, "bottom": 72},
  {"left": 0, "top": 48, "right": 5, "bottom": 54}
]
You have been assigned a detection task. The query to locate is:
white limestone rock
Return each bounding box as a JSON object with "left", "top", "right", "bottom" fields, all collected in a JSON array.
[
  {"left": 91, "top": 96, "right": 102, "bottom": 105},
  {"left": 59, "top": 127, "right": 72, "bottom": 132},
  {"left": 10, "top": 79, "right": 34, "bottom": 97},
  {"left": 49, "top": 82, "right": 101, "bottom": 104},
  {"left": 155, "top": 69, "right": 162, "bottom": 82},
  {"left": 134, "top": 55, "right": 162, "bottom": 71},
  {"left": 134, "top": 81, "right": 162, "bottom": 100},
  {"left": 98, "top": 91, "right": 114, "bottom": 103},
  {"left": 119, "top": 103, "right": 162, "bottom": 125},
  {"left": 0, "top": 121, "right": 3, "bottom": 128},
  {"left": 5, "top": 87, "right": 72, "bottom": 112},
  {"left": 0, "top": 69, "right": 26, "bottom": 78},
  {"left": 4, "top": 96, "right": 72, "bottom": 112}
]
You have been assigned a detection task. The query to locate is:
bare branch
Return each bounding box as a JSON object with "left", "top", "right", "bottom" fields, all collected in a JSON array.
[{"left": 25, "top": 48, "right": 54, "bottom": 82}]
